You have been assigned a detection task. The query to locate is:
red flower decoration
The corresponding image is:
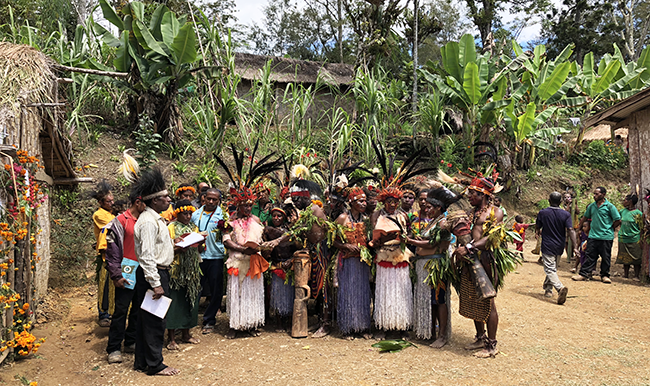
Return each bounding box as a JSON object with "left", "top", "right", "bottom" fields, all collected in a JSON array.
[{"left": 447, "top": 163, "right": 452, "bottom": 168}]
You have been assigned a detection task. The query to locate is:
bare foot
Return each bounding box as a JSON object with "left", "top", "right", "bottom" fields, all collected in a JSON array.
[
  {"left": 362, "top": 333, "right": 373, "bottom": 340},
  {"left": 373, "top": 331, "right": 386, "bottom": 340},
  {"left": 166, "top": 341, "right": 180, "bottom": 351},
  {"left": 343, "top": 334, "right": 355, "bottom": 341},
  {"left": 182, "top": 337, "right": 200, "bottom": 344},
  {"left": 225, "top": 329, "right": 237, "bottom": 339},
  {"left": 312, "top": 325, "right": 330, "bottom": 338},
  {"left": 464, "top": 337, "right": 485, "bottom": 350},
  {"left": 473, "top": 346, "right": 498, "bottom": 358},
  {"left": 400, "top": 331, "right": 410, "bottom": 340},
  {"left": 430, "top": 337, "right": 447, "bottom": 349},
  {"left": 248, "top": 329, "right": 262, "bottom": 337},
  {"left": 275, "top": 327, "right": 287, "bottom": 333},
  {"left": 155, "top": 366, "right": 180, "bottom": 376}
]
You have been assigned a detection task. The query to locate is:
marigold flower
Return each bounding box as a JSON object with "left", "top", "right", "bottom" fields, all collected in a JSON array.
[{"left": 22, "top": 303, "right": 29, "bottom": 311}]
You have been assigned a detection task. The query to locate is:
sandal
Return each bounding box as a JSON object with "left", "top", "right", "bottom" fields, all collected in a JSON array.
[{"left": 201, "top": 325, "right": 214, "bottom": 335}]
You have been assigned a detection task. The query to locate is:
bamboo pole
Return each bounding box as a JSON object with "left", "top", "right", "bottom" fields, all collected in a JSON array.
[{"left": 53, "top": 64, "right": 128, "bottom": 78}]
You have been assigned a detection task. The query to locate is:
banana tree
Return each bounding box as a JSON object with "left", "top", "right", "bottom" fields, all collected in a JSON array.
[
  {"left": 419, "top": 34, "right": 523, "bottom": 165},
  {"left": 559, "top": 44, "right": 650, "bottom": 145},
  {"left": 92, "top": 0, "right": 201, "bottom": 143},
  {"left": 484, "top": 42, "right": 577, "bottom": 168}
]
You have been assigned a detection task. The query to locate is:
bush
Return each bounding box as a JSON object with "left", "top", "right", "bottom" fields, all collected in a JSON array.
[{"left": 569, "top": 140, "right": 627, "bottom": 170}]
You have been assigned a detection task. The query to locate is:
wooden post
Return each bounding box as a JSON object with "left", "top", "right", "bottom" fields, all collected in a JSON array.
[{"left": 291, "top": 250, "right": 311, "bottom": 338}]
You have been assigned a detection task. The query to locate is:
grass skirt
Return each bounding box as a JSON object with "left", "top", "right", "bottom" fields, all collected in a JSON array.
[
  {"left": 227, "top": 273, "right": 265, "bottom": 330},
  {"left": 270, "top": 274, "right": 294, "bottom": 317},
  {"left": 337, "top": 255, "right": 372, "bottom": 334},
  {"left": 374, "top": 264, "right": 413, "bottom": 331},
  {"left": 413, "top": 259, "right": 433, "bottom": 339}
]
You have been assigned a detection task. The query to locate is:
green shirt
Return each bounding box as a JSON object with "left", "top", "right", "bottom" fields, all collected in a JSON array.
[
  {"left": 618, "top": 208, "right": 642, "bottom": 243},
  {"left": 252, "top": 200, "right": 274, "bottom": 224},
  {"left": 583, "top": 199, "right": 621, "bottom": 240}
]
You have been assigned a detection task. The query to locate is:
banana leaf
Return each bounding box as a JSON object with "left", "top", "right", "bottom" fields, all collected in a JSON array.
[{"left": 372, "top": 339, "right": 417, "bottom": 353}]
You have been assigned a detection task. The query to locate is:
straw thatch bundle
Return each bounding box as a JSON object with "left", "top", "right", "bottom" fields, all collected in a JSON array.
[{"left": 0, "top": 42, "right": 56, "bottom": 126}]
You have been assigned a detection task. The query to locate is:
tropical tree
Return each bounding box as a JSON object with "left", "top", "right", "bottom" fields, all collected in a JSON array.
[{"left": 92, "top": 0, "right": 202, "bottom": 142}]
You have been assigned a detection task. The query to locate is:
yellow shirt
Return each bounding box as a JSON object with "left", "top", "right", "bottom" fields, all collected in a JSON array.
[
  {"left": 161, "top": 204, "right": 175, "bottom": 222},
  {"left": 93, "top": 208, "right": 114, "bottom": 252}
]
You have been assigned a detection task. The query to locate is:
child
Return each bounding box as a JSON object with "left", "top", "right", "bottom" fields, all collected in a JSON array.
[
  {"left": 571, "top": 221, "right": 590, "bottom": 273},
  {"left": 513, "top": 215, "right": 535, "bottom": 253}
]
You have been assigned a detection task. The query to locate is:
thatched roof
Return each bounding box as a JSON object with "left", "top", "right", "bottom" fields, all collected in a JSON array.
[
  {"left": 582, "top": 124, "right": 628, "bottom": 141},
  {"left": 0, "top": 42, "right": 75, "bottom": 180},
  {"left": 0, "top": 42, "right": 56, "bottom": 124},
  {"left": 234, "top": 52, "right": 355, "bottom": 86}
]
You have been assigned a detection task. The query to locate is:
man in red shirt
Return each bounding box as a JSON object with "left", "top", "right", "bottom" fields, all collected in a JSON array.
[{"left": 105, "top": 194, "right": 146, "bottom": 364}]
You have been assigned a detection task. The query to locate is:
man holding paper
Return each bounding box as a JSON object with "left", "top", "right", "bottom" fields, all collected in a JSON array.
[
  {"left": 104, "top": 194, "right": 145, "bottom": 364},
  {"left": 132, "top": 169, "right": 179, "bottom": 376}
]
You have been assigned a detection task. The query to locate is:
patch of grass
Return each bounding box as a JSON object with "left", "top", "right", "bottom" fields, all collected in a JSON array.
[{"left": 536, "top": 199, "right": 549, "bottom": 210}]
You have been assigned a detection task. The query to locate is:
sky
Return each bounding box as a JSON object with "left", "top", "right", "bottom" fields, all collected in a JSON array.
[{"left": 233, "top": 0, "right": 550, "bottom": 44}]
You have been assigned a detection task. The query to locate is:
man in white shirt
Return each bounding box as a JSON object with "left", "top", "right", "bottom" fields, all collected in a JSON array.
[{"left": 132, "top": 169, "right": 179, "bottom": 376}]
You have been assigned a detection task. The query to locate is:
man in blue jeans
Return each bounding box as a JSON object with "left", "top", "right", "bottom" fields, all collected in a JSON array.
[
  {"left": 191, "top": 188, "right": 226, "bottom": 334},
  {"left": 572, "top": 187, "right": 621, "bottom": 283}
]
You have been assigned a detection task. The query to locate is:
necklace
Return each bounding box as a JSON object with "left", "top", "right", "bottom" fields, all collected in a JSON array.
[
  {"left": 470, "top": 204, "right": 489, "bottom": 226},
  {"left": 348, "top": 210, "right": 364, "bottom": 224}
]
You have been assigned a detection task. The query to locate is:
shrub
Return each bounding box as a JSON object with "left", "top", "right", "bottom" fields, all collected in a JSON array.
[{"left": 569, "top": 140, "right": 627, "bottom": 170}]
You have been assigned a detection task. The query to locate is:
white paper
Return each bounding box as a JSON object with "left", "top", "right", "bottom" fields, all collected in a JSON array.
[
  {"left": 175, "top": 232, "right": 205, "bottom": 248},
  {"left": 141, "top": 289, "right": 172, "bottom": 319}
]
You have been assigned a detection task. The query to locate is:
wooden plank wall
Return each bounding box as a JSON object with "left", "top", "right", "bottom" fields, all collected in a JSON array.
[{"left": 631, "top": 107, "right": 650, "bottom": 278}]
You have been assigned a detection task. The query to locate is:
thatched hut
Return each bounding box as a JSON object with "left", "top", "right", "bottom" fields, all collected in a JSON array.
[
  {"left": 234, "top": 53, "right": 355, "bottom": 124},
  {"left": 0, "top": 43, "right": 77, "bottom": 321}
]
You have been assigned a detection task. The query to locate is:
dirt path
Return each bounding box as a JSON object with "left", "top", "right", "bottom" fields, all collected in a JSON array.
[{"left": 4, "top": 239, "right": 650, "bottom": 386}]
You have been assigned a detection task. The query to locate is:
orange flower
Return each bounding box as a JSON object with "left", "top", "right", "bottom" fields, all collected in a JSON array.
[{"left": 22, "top": 303, "right": 29, "bottom": 310}]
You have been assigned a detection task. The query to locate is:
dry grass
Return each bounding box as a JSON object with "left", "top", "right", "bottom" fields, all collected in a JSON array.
[{"left": 0, "top": 42, "right": 55, "bottom": 125}]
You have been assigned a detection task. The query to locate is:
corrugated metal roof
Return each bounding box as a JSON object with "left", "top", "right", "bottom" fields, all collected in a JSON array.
[{"left": 584, "top": 87, "right": 650, "bottom": 127}]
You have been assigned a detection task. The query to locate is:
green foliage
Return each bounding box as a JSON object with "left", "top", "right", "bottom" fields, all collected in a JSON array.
[
  {"left": 536, "top": 199, "right": 549, "bottom": 210},
  {"left": 192, "top": 159, "right": 223, "bottom": 187},
  {"left": 134, "top": 115, "right": 162, "bottom": 168},
  {"left": 569, "top": 140, "right": 628, "bottom": 171}
]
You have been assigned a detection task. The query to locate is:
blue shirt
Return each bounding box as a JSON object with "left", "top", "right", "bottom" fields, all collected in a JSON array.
[
  {"left": 536, "top": 206, "right": 573, "bottom": 256},
  {"left": 191, "top": 206, "right": 226, "bottom": 260}
]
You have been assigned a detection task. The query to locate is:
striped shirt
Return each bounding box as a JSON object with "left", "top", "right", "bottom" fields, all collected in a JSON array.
[{"left": 134, "top": 207, "right": 174, "bottom": 288}]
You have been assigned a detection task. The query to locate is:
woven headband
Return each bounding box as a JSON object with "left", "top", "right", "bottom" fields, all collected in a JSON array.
[{"left": 142, "top": 190, "right": 168, "bottom": 201}]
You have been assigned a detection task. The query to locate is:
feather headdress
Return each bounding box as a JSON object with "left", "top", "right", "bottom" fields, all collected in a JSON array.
[
  {"left": 118, "top": 149, "right": 140, "bottom": 183},
  {"left": 215, "top": 141, "right": 283, "bottom": 205},
  {"left": 371, "top": 142, "right": 435, "bottom": 202}
]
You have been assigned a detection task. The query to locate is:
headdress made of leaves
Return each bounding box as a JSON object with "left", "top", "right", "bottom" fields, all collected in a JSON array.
[{"left": 214, "top": 141, "right": 284, "bottom": 206}]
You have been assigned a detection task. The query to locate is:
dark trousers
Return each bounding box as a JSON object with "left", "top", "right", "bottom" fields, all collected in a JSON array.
[
  {"left": 106, "top": 286, "right": 137, "bottom": 354},
  {"left": 133, "top": 266, "right": 169, "bottom": 375},
  {"left": 200, "top": 259, "right": 224, "bottom": 326},
  {"left": 579, "top": 239, "right": 613, "bottom": 278}
]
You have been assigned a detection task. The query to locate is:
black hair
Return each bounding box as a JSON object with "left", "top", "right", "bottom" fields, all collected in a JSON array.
[
  {"left": 174, "top": 199, "right": 193, "bottom": 211},
  {"left": 549, "top": 192, "right": 562, "bottom": 206},
  {"left": 427, "top": 187, "right": 460, "bottom": 211},
  {"left": 425, "top": 196, "right": 446, "bottom": 212},
  {"left": 206, "top": 188, "right": 221, "bottom": 197},
  {"left": 364, "top": 187, "right": 378, "bottom": 198},
  {"left": 90, "top": 179, "right": 113, "bottom": 202},
  {"left": 131, "top": 168, "right": 166, "bottom": 207},
  {"left": 596, "top": 186, "right": 607, "bottom": 195},
  {"left": 515, "top": 215, "right": 524, "bottom": 223},
  {"left": 493, "top": 196, "right": 502, "bottom": 204},
  {"left": 625, "top": 194, "right": 638, "bottom": 206}
]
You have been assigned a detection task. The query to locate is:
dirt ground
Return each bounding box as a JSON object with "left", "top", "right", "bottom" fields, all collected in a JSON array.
[{"left": 3, "top": 238, "right": 650, "bottom": 386}]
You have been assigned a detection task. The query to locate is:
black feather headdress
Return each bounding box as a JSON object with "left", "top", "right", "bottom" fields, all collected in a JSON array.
[
  {"left": 371, "top": 142, "right": 435, "bottom": 202},
  {"left": 214, "top": 141, "right": 284, "bottom": 205}
]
